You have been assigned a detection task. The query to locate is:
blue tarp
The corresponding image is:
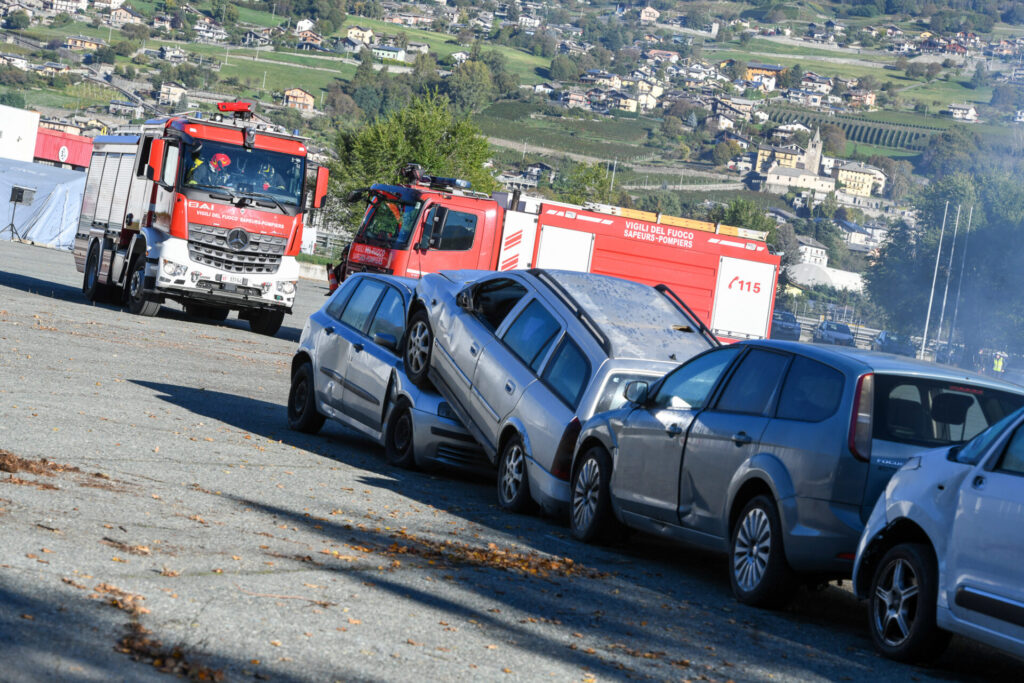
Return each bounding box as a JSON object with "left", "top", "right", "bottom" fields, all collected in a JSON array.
[{"left": 0, "top": 159, "right": 85, "bottom": 250}]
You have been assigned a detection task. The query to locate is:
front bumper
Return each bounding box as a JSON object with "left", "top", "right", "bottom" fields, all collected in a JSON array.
[{"left": 410, "top": 406, "right": 491, "bottom": 477}]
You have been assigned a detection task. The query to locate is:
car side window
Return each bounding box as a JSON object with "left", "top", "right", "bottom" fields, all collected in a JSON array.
[
  {"left": 653, "top": 346, "right": 740, "bottom": 411},
  {"left": 542, "top": 338, "right": 590, "bottom": 408},
  {"left": 339, "top": 279, "right": 385, "bottom": 332},
  {"left": 437, "top": 210, "right": 477, "bottom": 251},
  {"left": 325, "top": 280, "right": 355, "bottom": 320},
  {"left": 472, "top": 278, "right": 528, "bottom": 332},
  {"left": 716, "top": 349, "right": 791, "bottom": 416},
  {"left": 502, "top": 299, "right": 561, "bottom": 372},
  {"left": 776, "top": 356, "right": 844, "bottom": 422},
  {"left": 997, "top": 425, "right": 1024, "bottom": 475},
  {"left": 367, "top": 286, "right": 405, "bottom": 344}
]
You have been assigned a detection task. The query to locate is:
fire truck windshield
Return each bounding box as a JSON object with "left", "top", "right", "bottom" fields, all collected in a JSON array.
[
  {"left": 356, "top": 198, "right": 422, "bottom": 249},
  {"left": 183, "top": 140, "right": 305, "bottom": 207}
]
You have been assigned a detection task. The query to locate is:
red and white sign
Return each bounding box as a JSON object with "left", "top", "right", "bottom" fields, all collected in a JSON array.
[{"left": 349, "top": 243, "right": 390, "bottom": 268}]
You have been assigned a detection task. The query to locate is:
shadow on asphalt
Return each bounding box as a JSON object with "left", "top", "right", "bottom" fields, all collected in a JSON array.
[
  {"left": 0, "top": 269, "right": 304, "bottom": 342},
  {"left": 128, "top": 380, "right": 1024, "bottom": 682}
]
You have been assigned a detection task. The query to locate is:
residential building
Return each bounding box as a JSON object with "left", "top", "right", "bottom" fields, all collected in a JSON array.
[
  {"left": 294, "top": 18, "right": 315, "bottom": 33},
  {"left": 639, "top": 6, "right": 660, "bottom": 23},
  {"left": 44, "top": 0, "right": 86, "bottom": 12},
  {"left": 297, "top": 29, "right": 323, "bottom": 46},
  {"left": 560, "top": 90, "right": 587, "bottom": 109},
  {"left": 580, "top": 69, "right": 622, "bottom": 89},
  {"left": 1015, "top": 110, "right": 1024, "bottom": 123},
  {"left": 947, "top": 103, "right": 978, "bottom": 121},
  {"left": 646, "top": 48, "right": 678, "bottom": 63},
  {"left": 243, "top": 28, "right": 274, "bottom": 46},
  {"left": 159, "top": 45, "right": 186, "bottom": 62},
  {"left": 451, "top": 51, "right": 469, "bottom": 64},
  {"left": 796, "top": 235, "right": 829, "bottom": 266},
  {"left": 845, "top": 89, "right": 876, "bottom": 108},
  {"left": 284, "top": 87, "right": 314, "bottom": 111},
  {"left": 518, "top": 15, "right": 540, "bottom": 28},
  {"left": 406, "top": 42, "right": 429, "bottom": 55},
  {"left": 745, "top": 62, "right": 786, "bottom": 80},
  {"left": 785, "top": 89, "right": 824, "bottom": 108},
  {"left": 65, "top": 35, "right": 105, "bottom": 50},
  {"left": 0, "top": 53, "right": 29, "bottom": 70},
  {"left": 109, "top": 6, "right": 143, "bottom": 25},
  {"left": 800, "top": 72, "right": 833, "bottom": 94},
  {"left": 93, "top": 0, "right": 123, "bottom": 9},
  {"left": 346, "top": 25, "right": 374, "bottom": 45},
  {"left": 158, "top": 81, "right": 187, "bottom": 107},
  {"left": 833, "top": 161, "right": 886, "bottom": 197},
  {"left": 372, "top": 45, "right": 406, "bottom": 62},
  {"left": 108, "top": 100, "right": 144, "bottom": 118},
  {"left": 764, "top": 166, "right": 836, "bottom": 195}
]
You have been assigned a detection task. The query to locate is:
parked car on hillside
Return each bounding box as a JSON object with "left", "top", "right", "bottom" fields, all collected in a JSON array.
[
  {"left": 403, "top": 269, "right": 718, "bottom": 515},
  {"left": 814, "top": 320, "right": 856, "bottom": 346},
  {"left": 872, "top": 331, "right": 915, "bottom": 357},
  {"left": 287, "top": 273, "right": 486, "bottom": 474},
  {"left": 770, "top": 310, "right": 802, "bottom": 341},
  {"left": 568, "top": 340, "right": 1024, "bottom": 607},
  {"left": 854, "top": 407, "right": 1024, "bottom": 662}
]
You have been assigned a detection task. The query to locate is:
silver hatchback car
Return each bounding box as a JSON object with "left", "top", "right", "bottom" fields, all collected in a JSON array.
[
  {"left": 569, "top": 341, "right": 1024, "bottom": 607},
  {"left": 288, "top": 273, "right": 485, "bottom": 474},
  {"left": 853, "top": 408, "right": 1024, "bottom": 663},
  {"left": 404, "top": 269, "right": 717, "bottom": 515}
]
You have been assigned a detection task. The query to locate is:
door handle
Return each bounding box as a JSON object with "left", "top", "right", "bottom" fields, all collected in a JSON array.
[
  {"left": 470, "top": 343, "right": 479, "bottom": 357},
  {"left": 666, "top": 424, "right": 682, "bottom": 437},
  {"left": 731, "top": 432, "right": 752, "bottom": 446},
  {"left": 353, "top": 343, "right": 364, "bottom": 352},
  {"left": 972, "top": 475, "right": 986, "bottom": 490},
  {"left": 505, "top": 380, "right": 516, "bottom": 394},
  {"left": 324, "top": 326, "right": 335, "bottom": 336}
]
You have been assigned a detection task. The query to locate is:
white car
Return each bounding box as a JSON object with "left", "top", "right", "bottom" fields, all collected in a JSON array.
[{"left": 853, "top": 407, "right": 1024, "bottom": 662}]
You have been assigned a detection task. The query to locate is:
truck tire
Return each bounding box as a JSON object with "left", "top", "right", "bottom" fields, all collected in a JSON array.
[
  {"left": 249, "top": 309, "right": 284, "bottom": 336},
  {"left": 404, "top": 309, "right": 433, "bottom": 388},
  {"left": 82, "top": 242, "right": 108, "bottom": 302},
  {"left": 125, "top": 257, "right": 160, "bottom": 317}
]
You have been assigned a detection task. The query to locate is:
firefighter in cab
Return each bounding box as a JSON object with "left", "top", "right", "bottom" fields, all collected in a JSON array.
[
  {"left": 257, "top": 161, "right": 286, "bottom": 192},
  {"left": 188, "top": 152, "right": 232, "bottom": 187}
]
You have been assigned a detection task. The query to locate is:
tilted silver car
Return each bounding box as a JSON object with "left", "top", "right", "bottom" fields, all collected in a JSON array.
[
  {"left": 853, "top": 408, "right": 1024, "bottom": 663},
  {"left": 403, "top": 269, "right": 718, "bottom": 515},
  {"left": 288, "top": 273, "right": 486, "bottom": 474},
  {"left": 569, "top": 341, "right": 1024, "bottom": 607}
]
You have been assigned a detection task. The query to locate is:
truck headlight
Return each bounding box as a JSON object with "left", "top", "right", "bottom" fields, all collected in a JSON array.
[
  {"left": 162, "top": 259, "right": 187, "bottom": 277},
  {"left": 276, "top": 281, "right": 296, "bottom": 296}
]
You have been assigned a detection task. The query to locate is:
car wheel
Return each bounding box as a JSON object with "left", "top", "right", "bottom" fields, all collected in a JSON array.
[
  {"left": 125, "top": 257, "right": 160, "bottom": 316},
  {"left": 868, "top": 543, "right": 950, "bottom": 662},
  {"left": 570, "top": 446, "right": 620, "bottom": 543},
  {"left": 384, "top": 398, "right": 417, "bottom": 470},
  {"left": 729, "top": 495, "right": 797, "bottom": 608},
  {"left": 287, "top": 361, "right": 325, "bottom": 434},
  {"left": 404, "top": 309, "right": 433, "bottom": 389},
  {"left": 497, "top": 434, "right": 535, "bottom": 513},
  {"left": 249, "top": 309, "right": 284, "bottom": 336},
  {"left": 82, "top": 242, "right": 108, "bottom": 302}
]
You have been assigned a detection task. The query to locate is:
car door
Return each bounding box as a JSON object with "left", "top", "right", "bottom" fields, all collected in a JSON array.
[
  {"left": 679, "top": 347, "right": 792, "bottom": 538},
  {"left": 341, "top": 284, "right": 407, "bottom": 430},
  {"left": 317, "top": 278, "right": 387, "bottom": 414},
  {"left": 946, "top": 418, "right": 1024, "bottom": 640},
  {"left": 433, "top": 276, "right": 528, "bottom": 421},
  {"left": 612, "top": 346, "right": 741, "bottom": 523},
  {"left": 411, "top": 205, "right": 486, "bottom": 276}
]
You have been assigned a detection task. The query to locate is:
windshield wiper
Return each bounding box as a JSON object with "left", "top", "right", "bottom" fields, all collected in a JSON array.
[{"left": 237, "top": 191, "right": 288, "bottom": 213}]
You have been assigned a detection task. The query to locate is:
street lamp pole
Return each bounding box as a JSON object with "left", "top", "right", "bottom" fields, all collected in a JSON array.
[{"left": 920, "top": 201, "right": 949, "bottom": 359}]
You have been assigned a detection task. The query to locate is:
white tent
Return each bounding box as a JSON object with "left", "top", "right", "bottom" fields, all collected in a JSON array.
[{"left": 0, "top": 159, "right": 85, "bottom": 250}]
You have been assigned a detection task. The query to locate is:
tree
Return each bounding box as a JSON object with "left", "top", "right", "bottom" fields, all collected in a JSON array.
[
  {"left": 0, "top": 91, "right": 25, "bottom": 108},
  {"left": 969, "top": 62, "right": 989, "bottom": 89},
  {"left": 558, "top": 162, "right": 614, "bottom": 205},
  {"left": 820, "top": 124, "right": 846, "bottom": 156},
  {"left": 925, "top": 62, "right": 942, "bottom": 81},
  {"left": 721, "top": 199, "right": 776, "bottom": 234},
  {"left": 4, "top": 10, "right": 30, "bottom": 29},
  {"left": 446, "top": 60, "right": 494, "bottom": 114},
  {"left": 549, "top": 55, "right": 577, "bottom": 81},
  {"left": 919, "top": 126, "right": 981, "bottom": 178},
  {"left": 816, "top": 191, "right": 839, "bottom": 219},
  {"left": 712, "top": 140, "right": 740, "bottom": 166},
  {"left": 94, "top": 46, "right": 116, "bottom": 64}
]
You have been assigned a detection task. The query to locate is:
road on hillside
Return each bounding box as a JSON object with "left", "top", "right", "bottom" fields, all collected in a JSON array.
[{"left": 1, "top": 240, "right": 1021, "bottom": 681}]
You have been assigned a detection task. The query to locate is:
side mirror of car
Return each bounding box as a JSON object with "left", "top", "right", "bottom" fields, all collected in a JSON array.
[
  {"left": 373, "top": 332, "right": 399, "bottom": 352},
  {"left": 623, "top": 380, "right": 649, "bottom": 405},
  {"left": 456, "top": 289, "right": 472, "bottom": 310}
]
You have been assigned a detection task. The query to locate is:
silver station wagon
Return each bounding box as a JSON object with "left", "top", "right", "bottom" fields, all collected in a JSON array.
[
  {"left": 403, "top": 269, "right": 717, "bottom": 515},
  {"left": 569, "top": 341, "right": 1024, "bottom": 607}
]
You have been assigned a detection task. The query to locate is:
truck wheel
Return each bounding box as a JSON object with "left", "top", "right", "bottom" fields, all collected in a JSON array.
[
  {"left": 249, "top": 309, "right": 284, "bottom": 336},
  {"left": 404, "top": 309, "right": 433, "bottom": 388},
  {"left": 497, "top": 434, "right": 536, "bottom": 514},
  {"left": 384, "top": 398, "right": 417, "bottom": 470},
  {"left": 125, "top": 257, "right": 160, "bottom": 317},
  {"left": 82, "top": 242, "right": 108, "bottom": 302},
  {"left": 729, "top": 495, "right": 798, "bottom": 608},
  {"left": 287, "top": 361, "right": 325, "bottom": 434}
]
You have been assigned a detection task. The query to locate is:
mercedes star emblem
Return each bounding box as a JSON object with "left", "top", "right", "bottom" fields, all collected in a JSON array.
[{"left": 226, "top": 228, "right": 250, "bottom": 251}]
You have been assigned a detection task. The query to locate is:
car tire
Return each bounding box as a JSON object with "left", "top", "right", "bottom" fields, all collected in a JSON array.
[
  {"left": 384, "top": 398, "right": 417, "bottom": 470},
  {"left": 404, "top": 309, "right": 433, "bottom": 389},
  {"left": 868, "top": 543, "right": 950, "bottom": 663},
  {"left": 125, "top": 257, "right": 160, "bottom": 316},
  {"left": 497, "top": 434, "right": 535, "bottom": 514},
  {"left": 82, "top": 242, "right": 109, "bottom": 302},
  {"left": 570, "top": 446, "right": 620, "bottom": 543},
  {"left": 729, "top": 495, "right": 797, "bottom": 608},
  {"left": 249, "top": 309, "right": 284, "bottom": 336},
  {"left": 287, "top": 361, "right": 325, "bottom": 434}
]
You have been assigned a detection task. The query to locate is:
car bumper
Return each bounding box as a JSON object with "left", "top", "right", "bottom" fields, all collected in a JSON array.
[
  {"left": 411, "top": 407, "right": 491, "bottom": 477},
  {"left": 779, "top": 496, "right": 864, "bottom": 576},
  {"left": 526, "top": 455, "right": 570, "bottom": 517}
]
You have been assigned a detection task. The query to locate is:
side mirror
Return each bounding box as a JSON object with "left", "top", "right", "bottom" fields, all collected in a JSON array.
[
  {"left": 624, "top": 380, "right": 649, "bottom": 405},
  {"left": 313, "top": 166, "right": 329, "bottom": 209},
  {"left": 418, "top": 206, "right": 447, "bottom": 251},
  {"left": 456, "top": 289, "right": 472, "bottom": 310},
  {"left": 373, "top": 332, "right": 398, "bottom": 352},
  {"left": 346, "top": 188, "right": 368, "bottom": 203},
  {"left": 146, "top": 138, "right": 165, "bottom": 183}
]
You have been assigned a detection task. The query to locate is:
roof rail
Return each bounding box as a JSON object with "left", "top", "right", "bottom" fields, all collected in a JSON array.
[
  {"left": 655, "top": 284, "right": 722, "bottom": 347},
  {"left": 527, "top": 269, "right": 612, "bottom": 356}
]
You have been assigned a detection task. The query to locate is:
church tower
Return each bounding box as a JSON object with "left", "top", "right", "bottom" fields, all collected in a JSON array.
[{"left": 804, "top": 127, "right": 823, "bottom": 174}]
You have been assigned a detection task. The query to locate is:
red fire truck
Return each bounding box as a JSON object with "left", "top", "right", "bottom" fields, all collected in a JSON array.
[
  {"left": 74, "top": 102, "right": 329, "bottom": 336},
  {"left": 341, "top": 165, "right": 780, "bottom": 340}
]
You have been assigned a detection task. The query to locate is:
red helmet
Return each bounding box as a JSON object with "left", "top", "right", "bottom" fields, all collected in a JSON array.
[{"left": 210, "top": 153, "right": 231, "bottom": 171}]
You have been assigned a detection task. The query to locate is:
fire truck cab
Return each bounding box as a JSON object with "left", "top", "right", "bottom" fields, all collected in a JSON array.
[{"left": 74, "top": 101, "right": 329, "bottom": 336}]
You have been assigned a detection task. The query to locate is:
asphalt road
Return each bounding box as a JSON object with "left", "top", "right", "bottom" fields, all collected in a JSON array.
[{"left": 1, "top": 239, "right": 1021, "bottom": 682}]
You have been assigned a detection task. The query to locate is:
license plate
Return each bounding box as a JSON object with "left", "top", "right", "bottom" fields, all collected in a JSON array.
[{"left": 218, "top": 273, "right": 248, "bottom": 286}]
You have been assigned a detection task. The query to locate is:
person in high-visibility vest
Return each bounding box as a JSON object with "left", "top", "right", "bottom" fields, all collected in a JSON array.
[{"left": 994, "top": 354, "right": 1005, "bottom": 374}]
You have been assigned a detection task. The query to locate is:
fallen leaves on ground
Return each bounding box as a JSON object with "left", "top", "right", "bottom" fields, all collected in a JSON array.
[
  {"left": 101, "top": 538, "right": 152, "bottom": 555},
  {"left": 91, "top": 583, "right": 150, "bottom": 617},
  {"left": 117, "top": 622, "right": 224, "bottom": 681},
  {"left": 0, "top": 450, "right": 80, "bottom": 476}
]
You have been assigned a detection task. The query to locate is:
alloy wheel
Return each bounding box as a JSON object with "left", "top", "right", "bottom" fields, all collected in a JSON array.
[
  {"left": 873, "top": 557, "right": 920, "bottom": 647},
  {"left": 500, "top": 444, "right": 525, "bottom": 503},
  {"left": 733, "top": 507, "right": 771, "bottom": 592},
  {"left": 572, "top": 458, "right": 600, "bottom": 532},
  {"left": 407, "top": 321, "right": 430, "bottom": 374}
]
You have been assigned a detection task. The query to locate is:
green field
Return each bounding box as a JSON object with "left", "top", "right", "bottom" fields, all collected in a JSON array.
[{"left": 842, "top": 141, "right": 920, "bottom": 159}]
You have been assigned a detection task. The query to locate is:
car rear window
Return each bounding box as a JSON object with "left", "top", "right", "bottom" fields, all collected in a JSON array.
[
  {"left": 873, "top": 375, "right": 1024, "bottom": 447},
  {"left": 776, "top": 356, "right": 845, "bottom": 422}
]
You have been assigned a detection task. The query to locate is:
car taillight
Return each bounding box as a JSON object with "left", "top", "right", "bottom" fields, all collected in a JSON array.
[
  {"left": 848, "top": 373, "right": 874, "bottom": 462},
  {"left": 550, "top": 416, "right": 582, "bottom": 481}
]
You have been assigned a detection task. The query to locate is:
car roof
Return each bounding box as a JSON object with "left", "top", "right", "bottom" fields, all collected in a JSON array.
[
  {"left": 743, "top": 340, "right": 1024, "bottom": 393},
  {"left": 346, "top": 272, "right": 417, "bottom": 297}
]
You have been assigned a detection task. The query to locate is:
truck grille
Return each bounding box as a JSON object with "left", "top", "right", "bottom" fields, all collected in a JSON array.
[{"left": 187, "top": 224, "right": 288, "bottom": 275}]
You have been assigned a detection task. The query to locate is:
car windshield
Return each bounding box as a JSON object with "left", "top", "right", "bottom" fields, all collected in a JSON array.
[
  {"left": 775, "top": 312, "right": 796, "bottom": 323},
  {"left": 953, "top": 408, "right": 1024, "bottom": 465},
  {"left": 183, "top": 139, "right": 305, "bottom": 207},
  {"left": 356, "top": 198, "right": 422, "bottom": 249}
]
